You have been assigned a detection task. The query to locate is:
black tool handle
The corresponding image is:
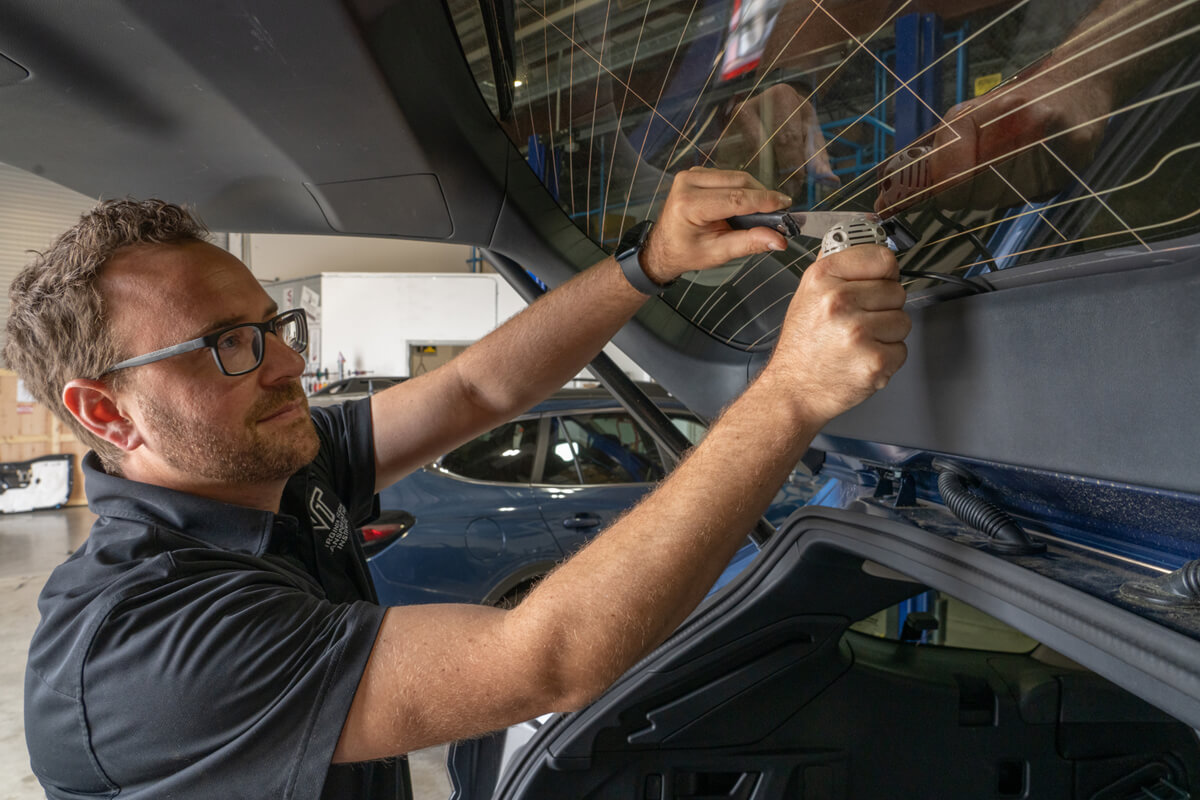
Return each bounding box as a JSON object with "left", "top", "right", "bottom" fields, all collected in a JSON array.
[{"left": 726, "top": 212, "right": 792, "bottom": 234}]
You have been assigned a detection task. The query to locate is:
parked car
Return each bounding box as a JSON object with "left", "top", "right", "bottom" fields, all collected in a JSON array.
[
  {"left": 364, "top": 384, "right": 821, "bottom": 607},
  {"left": 4, "top": 0, "right": 1198, "bottom": 797},
  {"left": 307, "top": 375, "right": 406, "bottom": 407}
]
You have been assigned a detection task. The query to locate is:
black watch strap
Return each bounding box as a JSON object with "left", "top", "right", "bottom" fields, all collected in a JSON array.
[{"left": 615, "top": 220, "right": 673, "bottom": 296}]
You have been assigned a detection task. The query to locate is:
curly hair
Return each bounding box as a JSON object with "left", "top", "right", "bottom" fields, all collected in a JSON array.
[{"left": 4, "top": 199, "right": 209, "bottom": 473}]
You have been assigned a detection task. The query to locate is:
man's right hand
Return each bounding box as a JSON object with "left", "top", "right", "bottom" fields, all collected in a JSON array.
[
  {"left": 767, "top": 243, "right": 910, "bottom": 424},
  {"left": 337, "top": 177, "right": 912, "bottom": 766}
]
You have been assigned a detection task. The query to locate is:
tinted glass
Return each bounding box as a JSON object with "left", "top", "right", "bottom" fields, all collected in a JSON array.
[
  {"left": 543, "top": 413, "right": 667, "bottom": 485},
  {"left": 448, "top": 0, "right": 1200, "bottom": 349},
  {"left": 440, "top": 419, "right": 537, "bottom": 482},
  {"left": 542, "top": 417, "right": 585, "bottom": 484},
  {"left": 851, "top": 590, "right": 1038, "bottom": 653}
]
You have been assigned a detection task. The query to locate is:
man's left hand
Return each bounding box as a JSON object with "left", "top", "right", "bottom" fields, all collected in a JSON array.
[{"left": 640, "top": 168, "right": 792, "bottom": 285}]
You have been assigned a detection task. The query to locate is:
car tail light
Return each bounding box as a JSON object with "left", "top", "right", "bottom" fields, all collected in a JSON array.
[
  {"left": 361, "top": 524, "right": 403, "bottom": 543},
  {"left": 358, "top": 511, "right": 415, "bottom": 556}
]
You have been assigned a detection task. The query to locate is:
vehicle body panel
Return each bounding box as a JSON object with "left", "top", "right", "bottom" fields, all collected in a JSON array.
[
  {"left": 367, "top": 391, "right": 820, "bottom": 606},
  {"left": 371, "top": 468, "right": 562, "bottom": 606}
]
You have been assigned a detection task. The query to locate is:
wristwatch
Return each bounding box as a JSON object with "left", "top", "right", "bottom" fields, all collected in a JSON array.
[{"left": 614, "top": 220, "right": 673, "bottom": 296}]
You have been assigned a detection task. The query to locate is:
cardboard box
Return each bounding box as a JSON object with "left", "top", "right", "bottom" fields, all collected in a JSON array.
[{"left": 0, "top": 370, "right": 89, "bottom": 507}]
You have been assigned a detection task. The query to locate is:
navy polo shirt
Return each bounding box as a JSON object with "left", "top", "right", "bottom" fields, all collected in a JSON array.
[{"left": 25, "top": 399, "right": 411, "bottom": 799}]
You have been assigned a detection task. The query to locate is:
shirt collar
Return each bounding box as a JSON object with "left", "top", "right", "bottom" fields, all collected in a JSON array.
[{"left": 82, "top": 451, "right": 299, "bottom": 555}]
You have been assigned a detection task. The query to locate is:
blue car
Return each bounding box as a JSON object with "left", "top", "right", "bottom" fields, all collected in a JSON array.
[{"left": 363, "top": 385, "right": 820, "bottom": 607}]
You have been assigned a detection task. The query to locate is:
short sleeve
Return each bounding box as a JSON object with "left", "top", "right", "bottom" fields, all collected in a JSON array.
[
  {"left": 309, "top": 398, "right": 378, "bottom": 527},
  {"left": 81, "top": 554, "right": 386, "bottom": 799}
]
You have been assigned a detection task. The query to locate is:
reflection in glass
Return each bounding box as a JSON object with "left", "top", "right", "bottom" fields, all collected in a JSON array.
[{"left": 448, "top": 0, "right": 1200, "bottom": 348}]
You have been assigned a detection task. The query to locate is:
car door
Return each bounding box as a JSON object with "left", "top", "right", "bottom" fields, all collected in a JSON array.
[
  {"left": 370, "top": 417, "right": 564, "bottom": 606},
  {"left": 536, "top": 410, "right": 669, "bottom": 558}
]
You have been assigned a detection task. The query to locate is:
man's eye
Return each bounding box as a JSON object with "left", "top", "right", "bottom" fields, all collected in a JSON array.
[{"left": 218, "top": 327, "right": 252, "bottom": 350}]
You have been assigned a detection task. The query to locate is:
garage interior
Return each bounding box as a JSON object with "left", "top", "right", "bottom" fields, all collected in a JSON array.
[{"left": 1, "top": 0, "right": 1197, "bottom": 797}]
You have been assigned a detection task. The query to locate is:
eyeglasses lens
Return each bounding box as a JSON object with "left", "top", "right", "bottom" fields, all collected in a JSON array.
[
  {"left": 213, "top": 312, "right": 306, "bottom": 376},
  {"left": 216, "top": 327, "right": 262, "bottom": 375},
  {"left": 278, "top": 314, "right": 305, "bottom": 352}
]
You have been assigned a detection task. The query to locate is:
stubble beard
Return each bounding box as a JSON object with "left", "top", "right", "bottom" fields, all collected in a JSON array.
[{"left": 141, "top": 383, "right": 320, "bottom": 485}]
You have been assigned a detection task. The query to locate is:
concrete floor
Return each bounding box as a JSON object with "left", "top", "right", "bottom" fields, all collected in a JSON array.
[{"left": 0, "top": 506, "right": 451, "bottom": 799}]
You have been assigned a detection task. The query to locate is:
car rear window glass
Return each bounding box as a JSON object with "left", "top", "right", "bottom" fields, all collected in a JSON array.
[
  {"left": 851, "top": 590, "right": 1038, "bottom": 653},
  {"left": 440, "top": 419, "right": 537, "bottom": 483},
  {"left": 446, "top": 0, "right": 1200, "bottom": 349}
]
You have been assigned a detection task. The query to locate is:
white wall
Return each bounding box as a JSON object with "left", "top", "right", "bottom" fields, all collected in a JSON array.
[
  {"left": 264, "top": 269, "right": 653, "bottom": 385},
  {"left": 243, "top": 233, "right": 480, "bottom": 282},
  {"left": 265, "top": 272, "right": 527, "bottom": 379},
  {"left": 248, "top": 233, "right": 653, "bottom": 384}
]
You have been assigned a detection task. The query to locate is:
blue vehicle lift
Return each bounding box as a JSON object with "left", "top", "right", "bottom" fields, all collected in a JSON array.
[{"left": 807, "top": 16, "right": 967, "bottom": 207}]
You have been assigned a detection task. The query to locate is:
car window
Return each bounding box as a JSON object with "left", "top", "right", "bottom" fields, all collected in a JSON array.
[
  {"left": 542, "top": 413, "right": 666, "bottom": 485},
  {"left": 446, "top": 0, "right": 1200, "bottom": 349},
  {"left": 850, "top": 589, "right": 1038, "bottom": 654},
  {"left": 670, "top": 415, "right": 707, "bottom": 447},
  {"left": 541, "top": 416, "right": 584, "bottom": 485},
  {"left": 439, "top": 419, "right": 537, "bottom": 483}
]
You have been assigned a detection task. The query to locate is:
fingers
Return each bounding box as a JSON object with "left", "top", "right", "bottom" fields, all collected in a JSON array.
[
  {"left": 674, "top": 168, "right": 791, "bottom": 219},
  {"left": 812, "top": 244, "right": 898, "bottom": 282},
  {"left": 680, "top": 166, "right": 770, "bottom": 190},
  {"left": 803, "top": 278, "right": 909, "bottom": 344},
  {"left": 646, "top": 168, "right": 794, "bottom": 277},
  {"left": 865, "top": 309, "right": 913, "bottom": 344},
  {"left": 689, "top": 185, "right": 792, "bottom": 225},
  {"left": 838, "top": 279, "right": 908, "bottom": 315},
  {"left": 706, "top": 228, "right": 788, "bottom": 263},
  {"left": 869, "top": 342, "right": 909, "bottom": 390}
]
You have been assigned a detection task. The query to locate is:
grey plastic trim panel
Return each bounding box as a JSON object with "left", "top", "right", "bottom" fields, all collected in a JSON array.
[
  {"left": 804, "top": 253, "right": 1200, "bottom": 494},
  {"left": 784, "top": 507, "right": 1200, "bottom": 730},
  {"left": 507, "top": 505, "right": 1200, "bottom": 780},
  {"left": 305, "top": 173, "right": 453, "bottom": 237}
]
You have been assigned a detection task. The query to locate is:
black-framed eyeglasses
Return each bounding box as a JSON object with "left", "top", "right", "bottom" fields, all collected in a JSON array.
[{"left": 101, "top": 308, "right": 308, "bottom": 377}]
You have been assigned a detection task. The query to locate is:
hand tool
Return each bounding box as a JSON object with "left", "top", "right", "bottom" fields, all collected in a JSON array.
[{"left": 727, "top": 208, "right": 917, "bottom": 256}]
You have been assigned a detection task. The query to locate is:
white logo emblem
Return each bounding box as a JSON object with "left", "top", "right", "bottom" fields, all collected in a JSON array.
[{"left": 309, "top": 486, "right": 349, "bottom": 553}]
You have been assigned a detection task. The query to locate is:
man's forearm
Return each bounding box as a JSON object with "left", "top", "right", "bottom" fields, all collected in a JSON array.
[
  {"left": 369, "top": 254, "right": 656, "bottom": 489},
  {"left": 508, "top": 366, "right": 819, "bottom": 707},
  {"left": 448, "top": 255, "right": 651, "bottom": 420},
  {"left": 370, "top": 170, "right": 792, "bottom": 489},
  {"left": 503, "top": 241, "right": 909, "bottom": 709},
  {"left": 337, "top": 211, "right": 906, "bottom": 762}
]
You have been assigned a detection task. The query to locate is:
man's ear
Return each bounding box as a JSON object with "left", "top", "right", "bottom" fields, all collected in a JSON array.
[{"left": 62, "top": 379, "right": 143, "bottom": 452}]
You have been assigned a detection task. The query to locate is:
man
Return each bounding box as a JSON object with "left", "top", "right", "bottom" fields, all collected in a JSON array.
[{"left": 7, "top": 168, "right": 909, "bottom": 798}]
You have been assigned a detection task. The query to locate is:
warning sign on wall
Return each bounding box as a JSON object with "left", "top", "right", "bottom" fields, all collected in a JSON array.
[{"left": 16, "top": 379, "right": 34, "bottom": 415}]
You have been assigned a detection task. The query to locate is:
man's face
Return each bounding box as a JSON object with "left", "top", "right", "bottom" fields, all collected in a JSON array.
[{"left": 100, "top": 241, "right": 319, "bottom": 489}]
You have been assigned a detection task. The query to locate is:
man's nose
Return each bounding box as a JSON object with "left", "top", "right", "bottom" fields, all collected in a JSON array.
[{"left": 259, "top": 331, "right": 306, "bottom": 383}]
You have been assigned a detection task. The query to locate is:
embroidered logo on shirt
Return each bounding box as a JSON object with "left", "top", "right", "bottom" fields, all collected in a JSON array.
[{"left": 309, "top": 486, "right": 350, "bottom": 553}]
